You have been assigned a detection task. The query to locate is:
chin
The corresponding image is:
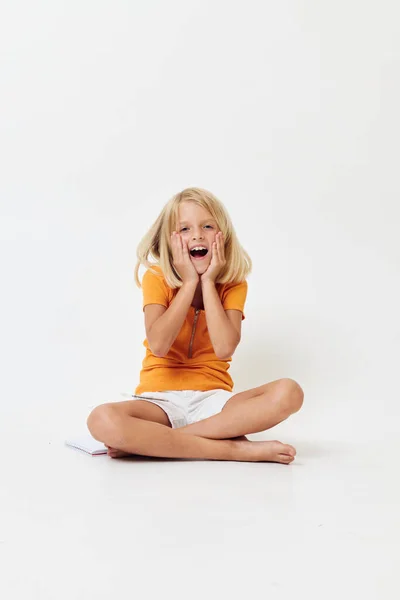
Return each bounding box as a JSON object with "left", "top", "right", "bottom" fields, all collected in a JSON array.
[{"left": 191, "top": 258, "right": 209, "bottom": 270}]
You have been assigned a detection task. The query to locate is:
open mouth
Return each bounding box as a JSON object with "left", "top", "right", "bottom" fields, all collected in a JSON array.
[{"left": 190, "top": 248, "right": 208, "bottom": 260}]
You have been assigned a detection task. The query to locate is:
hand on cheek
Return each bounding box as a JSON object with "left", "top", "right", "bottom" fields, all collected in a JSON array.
[{"left": 201, "top": 231, "right": 225, "bottom": 281}]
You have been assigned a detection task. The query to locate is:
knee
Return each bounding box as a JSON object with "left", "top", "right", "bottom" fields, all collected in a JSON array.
[
  {"left": 279, "top": 378, "right": 304, "bottom": 413},
  {"left": 87, "top": 403, "right": 118, "bottom": 441}
]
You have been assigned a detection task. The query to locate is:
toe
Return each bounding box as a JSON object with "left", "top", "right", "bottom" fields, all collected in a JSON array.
[
  {"left": 280, "top": 454, "right": 295, "bottom": 463},
  {"left": 283, "top": 444, "right": 296, "bottom": 457}
]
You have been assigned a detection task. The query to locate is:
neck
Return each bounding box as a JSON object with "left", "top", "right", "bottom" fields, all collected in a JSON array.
[{"left": 195, "top": 281, "right": 202, "bottom": 297}]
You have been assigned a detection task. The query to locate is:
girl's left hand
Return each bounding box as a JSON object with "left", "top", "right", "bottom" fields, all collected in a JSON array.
[{"left": 201, "top": 232, "right": 226, "bottom": 283}]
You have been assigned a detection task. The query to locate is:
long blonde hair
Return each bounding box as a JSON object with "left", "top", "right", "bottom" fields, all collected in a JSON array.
[{"left": 134, "top": 187, "right": 252, "bottom": 289}]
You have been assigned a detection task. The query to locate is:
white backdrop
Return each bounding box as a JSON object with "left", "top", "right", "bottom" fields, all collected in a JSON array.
[{"left": 1, "top": 1, "right": 399, "bottom": 445}]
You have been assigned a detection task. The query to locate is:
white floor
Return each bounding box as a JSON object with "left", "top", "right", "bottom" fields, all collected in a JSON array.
[
  {"left": 1, "top": 420, "right": 399, "bottom": 600},
  {"left": 2, "top": 1, "right": 400, "bottom": 594}
]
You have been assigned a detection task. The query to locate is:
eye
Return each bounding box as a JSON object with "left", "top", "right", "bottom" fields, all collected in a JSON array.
[{"left": 180, "top": 225, "right": 213, "bottom": 231}]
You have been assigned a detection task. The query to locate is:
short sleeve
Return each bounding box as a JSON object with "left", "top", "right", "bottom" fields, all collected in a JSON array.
[
  {"left": 222, "top": 280, "right": 248, "bottom": 320},
  {"left": 141, "top": 268, "right": 169, "bottom": 310}
]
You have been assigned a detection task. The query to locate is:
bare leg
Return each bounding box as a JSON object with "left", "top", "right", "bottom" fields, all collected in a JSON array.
[
  {"left": 178, "top": 378, "right": 304, "bottom": 440},
  {"left": 98, "top": 401, "right": 249, "bottom": 459},
  {"left": 101, "top": 400, "right": 171, "bottom": 458},
  {"left": 105, "top": 436, "right": 249, "bottom": 458},
  {"left": 87, "top": 404, "right": 296, "bottom": 464},
  {"left": 105, "top": 435, "right": 249, "bottom": 458}
]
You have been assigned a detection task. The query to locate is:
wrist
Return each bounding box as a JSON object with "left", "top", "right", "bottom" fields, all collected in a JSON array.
[
  {"left": 182, "top": 279, "right": 199, "bottom": 290},
  {"left": 201, "top": 277, "right": 216, "bottom": 286}
]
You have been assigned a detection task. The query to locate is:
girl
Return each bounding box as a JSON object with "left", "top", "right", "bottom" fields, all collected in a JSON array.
[{"left": 87, "top": 187, "right": 304, "bottom": 463}]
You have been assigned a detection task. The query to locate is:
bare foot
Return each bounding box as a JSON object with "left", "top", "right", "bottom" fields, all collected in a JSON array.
[
  {"left": 106, "top": 439, "right": 296, "bottom": 463},
  {"left": 233, "top": 439, "right": 296, "bottom": 464},
  {"left": 105, "top": 445, "right": 134, "bottom": 459}
]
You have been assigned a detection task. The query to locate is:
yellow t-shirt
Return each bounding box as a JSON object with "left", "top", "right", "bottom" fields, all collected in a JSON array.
[{"left": 134, "top": 265, "right": 248, "bottom": 394}]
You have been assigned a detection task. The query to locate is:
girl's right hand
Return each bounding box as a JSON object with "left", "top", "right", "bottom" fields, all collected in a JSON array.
[{"left": 170, "top": 231, "right": 199, "bottom": 284}]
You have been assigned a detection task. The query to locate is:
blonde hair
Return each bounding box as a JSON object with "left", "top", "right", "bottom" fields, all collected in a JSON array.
[{"left": 134, "top": 187, "right": 252, "bottom": 289}]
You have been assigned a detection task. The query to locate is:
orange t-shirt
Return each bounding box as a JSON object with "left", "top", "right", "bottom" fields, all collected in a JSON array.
[{"left": 134, "top": 265, "right": 248, "bottom": 394}]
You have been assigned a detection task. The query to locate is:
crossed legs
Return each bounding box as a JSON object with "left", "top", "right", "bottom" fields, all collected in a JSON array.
[{"left": 87, "top": 378, "right": 304, "bottom": 464}]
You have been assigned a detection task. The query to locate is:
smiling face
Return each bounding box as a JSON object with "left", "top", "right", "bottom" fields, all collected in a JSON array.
[{"left": 175, "top": 201, "right": 219, "bottom": 274}]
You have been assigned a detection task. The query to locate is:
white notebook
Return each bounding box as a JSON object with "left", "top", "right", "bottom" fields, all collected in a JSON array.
[{"left": 65, "top": 434, "right": 107, "bottom": 455}]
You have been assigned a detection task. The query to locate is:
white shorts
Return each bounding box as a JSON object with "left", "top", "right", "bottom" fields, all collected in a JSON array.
[{"left": 131, "top": 389, "right": 236, "bottom": 429}]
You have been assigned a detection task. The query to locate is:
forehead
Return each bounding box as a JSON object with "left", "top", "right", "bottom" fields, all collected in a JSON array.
[{"left": 177, "top": 202, "right": 215, "bottom": 224}]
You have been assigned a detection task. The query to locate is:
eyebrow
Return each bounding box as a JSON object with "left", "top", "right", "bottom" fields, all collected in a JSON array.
[{"left": 179, "top": 219, "right": 216, "bottom": 225}]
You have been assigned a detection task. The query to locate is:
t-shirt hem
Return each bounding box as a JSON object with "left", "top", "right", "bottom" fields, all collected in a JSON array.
[{"left": 135, "top": 382, "right": 233, "bottom": 394}]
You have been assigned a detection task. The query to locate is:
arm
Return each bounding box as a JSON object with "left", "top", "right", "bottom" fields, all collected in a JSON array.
[
  {"left": 148, "top": 280, "right": 198, "bottom": 357},
  {"left": 201, "top": 279, "right": 241, "bottom": 360}
]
